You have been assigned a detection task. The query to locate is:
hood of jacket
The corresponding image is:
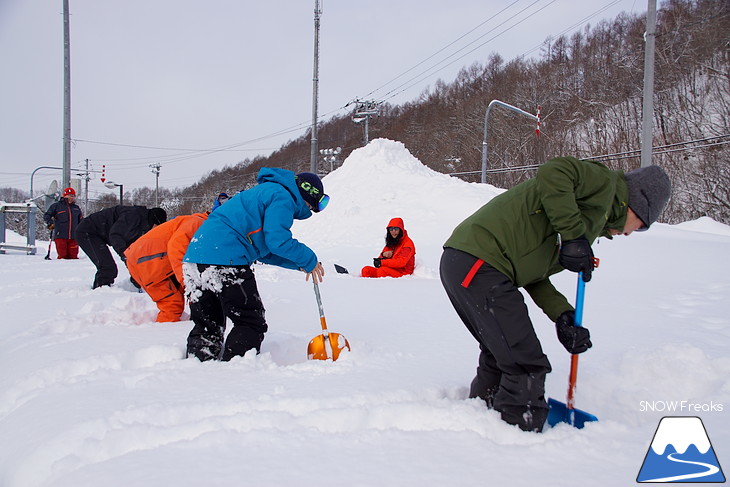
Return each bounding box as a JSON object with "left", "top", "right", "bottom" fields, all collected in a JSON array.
[
  {"left": 257, "top": 167, "right": 312, "bottom": 220},
  {"left": 387, "top": 217, "right": 408, "bottom": 237}
]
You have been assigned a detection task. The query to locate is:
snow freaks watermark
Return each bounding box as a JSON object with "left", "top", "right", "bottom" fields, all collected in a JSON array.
[
  {"left": 639, "top": 400, "right": 724, "bottom": 413},
  {"left": 636, "top": 416, "right": 726, "bottom": 483}
]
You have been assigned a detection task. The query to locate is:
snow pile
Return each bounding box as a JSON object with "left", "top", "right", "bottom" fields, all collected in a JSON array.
[
  {"left": 0, "top": 138, "right": 728, "bottom": 487},
  {"left": 297, "top": 138, "right": 503, "bottom": 275}
]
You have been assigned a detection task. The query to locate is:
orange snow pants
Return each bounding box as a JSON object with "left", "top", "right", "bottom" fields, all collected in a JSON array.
[
  {"left": 361, "top": 266, "right": 408, "bottom": 278},
  {"left": 145, "top": 277, "right": 185, "bottom": 323}
]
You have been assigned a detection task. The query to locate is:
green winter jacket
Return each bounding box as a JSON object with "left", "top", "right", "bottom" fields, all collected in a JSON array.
[{"left": 444, "top": 156, "right": 629, "bottom": 321}]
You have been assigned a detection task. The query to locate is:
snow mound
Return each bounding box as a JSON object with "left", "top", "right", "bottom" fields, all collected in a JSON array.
[{"left": 296, "top": 138, "right": 502, "bottom": 270}]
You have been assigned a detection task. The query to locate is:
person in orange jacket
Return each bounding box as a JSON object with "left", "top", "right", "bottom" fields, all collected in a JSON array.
[
  {"left": 361, "top": 217, "right": 416, "bottom": 278},
  {"left": 124, "top": 212, "right": 209, "bottom": 322}
]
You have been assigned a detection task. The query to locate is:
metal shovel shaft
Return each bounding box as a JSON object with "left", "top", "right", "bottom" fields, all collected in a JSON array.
[
  {"left": 308, "top": 280, "right": 350, "bottom": 361},
  {"left": 547, "top": 272, "right": 598, "bottom": 428},
  {"left": 567, "top": 275, "right": 586, "bottom": 410}
]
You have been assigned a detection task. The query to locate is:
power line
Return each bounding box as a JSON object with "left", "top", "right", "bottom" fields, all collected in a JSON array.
[
  {"left": 520, "top": 0, "right": 624, "bottom": 57},
  {"left": 356, "top": 0, "right": 523, "bottom": 101},
  {"left": 373, "top": 0, "right": 558, "bottom": 103},
  {"left": 449, "top": 135, "right": 730, "bottom": 175}
]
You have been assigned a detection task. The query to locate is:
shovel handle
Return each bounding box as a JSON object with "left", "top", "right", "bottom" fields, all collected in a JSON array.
[
  {"left": 567, "top": 273, "right": 587, "bottom": 411},
  {"left": 312, "top": 280, "right": 334, "bottom": 358},
  {"left": 313, "top": 281, "right": 329, "bottom": 332}
]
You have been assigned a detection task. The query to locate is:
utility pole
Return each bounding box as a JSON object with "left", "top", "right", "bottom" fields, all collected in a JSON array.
[
  {"left": 62, "top": 0, "right": 72, "bottom": 189},
  {"left": 310, "top": 0, "right": 322, "bottom": 173},
  {"left": 150, "top": 163, "right": 161, "bottom": 207},
  {"left": 640, "top": 0, "right": 657, "bottom": 168},
  {"left": 82, "top": 159, "right": 90, "bottom": 215}
]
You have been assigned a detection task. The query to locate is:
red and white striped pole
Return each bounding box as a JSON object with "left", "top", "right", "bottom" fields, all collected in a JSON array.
[{"left": 535, "top": 105, "right": 541, "bottom": 137}]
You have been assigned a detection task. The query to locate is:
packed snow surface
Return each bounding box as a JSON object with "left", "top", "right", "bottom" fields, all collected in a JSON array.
[{"left": 1, "top": 139, "right": 728, "bottom": 486}]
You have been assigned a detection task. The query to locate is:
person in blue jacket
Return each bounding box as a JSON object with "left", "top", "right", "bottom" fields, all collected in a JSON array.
[
  {"left": 183, "top": 168, "right": 329, "bottom": 362},
  {"left": 211, "top": 192, "right": 229, "bottom": 212}
]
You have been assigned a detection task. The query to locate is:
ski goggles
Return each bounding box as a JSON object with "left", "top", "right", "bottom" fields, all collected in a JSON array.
[{"left": 316, "top": 194, "right": 330, "bottom": 212}]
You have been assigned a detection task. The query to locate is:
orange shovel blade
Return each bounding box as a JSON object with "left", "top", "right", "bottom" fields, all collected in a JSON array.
[{"left": 307, "top": 333, "right": 351, "bottom": 361}]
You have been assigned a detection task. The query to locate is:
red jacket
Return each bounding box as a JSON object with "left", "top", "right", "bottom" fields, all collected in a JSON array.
[
  {"left": 378, "top": 217, "right": 416, "bottom": 275},
  {"left": 125, "top": 213, "right": 208, "bottom": 290}
]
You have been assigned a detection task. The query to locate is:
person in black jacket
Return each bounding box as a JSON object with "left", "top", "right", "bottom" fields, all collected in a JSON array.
[
  {"left": 43, "top": 187, "right": 83, "bottom": 259},
  {"left": 76, "top": 205, "right": 167, "bottom": 289}
]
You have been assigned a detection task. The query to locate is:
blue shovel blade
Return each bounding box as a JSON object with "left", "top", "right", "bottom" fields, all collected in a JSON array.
[{"left": 547, "top": 398, "right": 598, "bottom": 429}]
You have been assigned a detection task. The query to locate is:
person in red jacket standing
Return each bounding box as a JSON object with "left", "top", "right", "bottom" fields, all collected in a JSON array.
[
  {"left": 124, "top": 212, "right": 209, "bottom": 323},
  {"left": 43, "top": 187, "right": 83, "bottom": 259},
  {"left": 361, "top": 217, "right": 416, "bottom": 278}
]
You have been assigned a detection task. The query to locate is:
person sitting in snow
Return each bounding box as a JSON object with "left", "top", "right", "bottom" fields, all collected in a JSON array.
[
  {"left": 183, "top": 169, "right": 329, "bottom": 362},
  {"left": 361, "top": 217, "right": 416, "bottom": 278},
  {"left": 440, "top": 158, "right": 672, "bottom": 432},
  {"left": 124, "top": 211, "right": 209, "bottom": 323},
  {"left": 211, "top": 192, "right": 229, "bottom": 212},
  {"left": 76, "top": 205, "right": 167, "bottom": 289}
]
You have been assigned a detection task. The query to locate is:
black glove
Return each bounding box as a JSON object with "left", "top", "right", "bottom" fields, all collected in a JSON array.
[
  {"left": 559, "top": 236, "right": 595, "bottom": 282},
  {"left": 555, "top": 310, "right": 592, "bottom": 354},
  {"left": 373, "top": 258, "right": 382, "bottom": 268}
]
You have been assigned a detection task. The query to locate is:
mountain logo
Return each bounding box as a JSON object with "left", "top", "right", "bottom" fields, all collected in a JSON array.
[{"left": 637, "top": 416, "right": 725, "bottom": 483}]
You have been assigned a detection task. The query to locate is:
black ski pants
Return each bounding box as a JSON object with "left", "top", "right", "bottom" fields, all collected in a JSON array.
[
  {"left": 76, "top": 231, "right": 118, "bottom": 289},
  {"left": 186, "top": 264, "right": 267, "bottom": 362},
  {"left": 440, "top": 247, "right": 551, "bottom": 432}
]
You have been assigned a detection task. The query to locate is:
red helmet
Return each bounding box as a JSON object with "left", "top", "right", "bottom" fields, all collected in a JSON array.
[{"left": 62, "top": 187, "right": 76, "bottom": 197}]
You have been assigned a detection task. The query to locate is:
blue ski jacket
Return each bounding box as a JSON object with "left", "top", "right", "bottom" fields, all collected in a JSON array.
[{"left": 183, "top": 168, "right": 318, "bottom": 272}]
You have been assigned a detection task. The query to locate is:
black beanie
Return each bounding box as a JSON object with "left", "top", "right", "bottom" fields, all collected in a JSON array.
[
  {"left": 295, "top": 172, "right": 327, "bottom": 212},
  {"left": 625, "top": 165, "right": 671, "bottom": 231},
  {"left": 147, "top": 207, "right": 167, "bottom": 226}
]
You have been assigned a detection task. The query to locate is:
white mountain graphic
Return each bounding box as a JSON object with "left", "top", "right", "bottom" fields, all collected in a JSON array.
[
  {"left": 638, "top": 416, "right": 725, "bottom": 483},
  {"left": 651, "top": 417, "right": 711, "bottom": 455}
]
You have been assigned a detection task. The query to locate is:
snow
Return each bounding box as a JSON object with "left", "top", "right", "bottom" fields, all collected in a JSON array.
[{"left": 1, "top": 138, "right": 728, "bottom": 486}]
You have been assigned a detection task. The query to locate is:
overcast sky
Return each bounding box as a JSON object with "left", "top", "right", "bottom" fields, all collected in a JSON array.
[{"left": 0, "top": 0, "right": 646, "bottom": 198}]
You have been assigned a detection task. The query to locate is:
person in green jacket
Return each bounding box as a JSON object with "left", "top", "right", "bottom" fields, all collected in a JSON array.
[{"left": 440, "top": 157, "right": 671, "bottom": 432}]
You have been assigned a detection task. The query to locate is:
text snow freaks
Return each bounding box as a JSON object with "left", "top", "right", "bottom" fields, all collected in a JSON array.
[{"left": 639, "top": 401, "right": 724, "bottom": 413}]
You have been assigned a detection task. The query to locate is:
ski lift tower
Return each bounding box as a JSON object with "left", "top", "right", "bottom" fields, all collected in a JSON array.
[{"left": 351, "top": 100, "right": 380, "bottom": 146}]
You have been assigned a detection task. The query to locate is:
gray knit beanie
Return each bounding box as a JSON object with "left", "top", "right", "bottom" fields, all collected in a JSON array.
[{"left": 624, "top": 165, "right": 671, "bottom": 231}]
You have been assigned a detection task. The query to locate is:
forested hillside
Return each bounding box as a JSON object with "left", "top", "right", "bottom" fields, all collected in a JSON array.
[{"left": 183, "top": 0, "right": 727, "bottom": 224}]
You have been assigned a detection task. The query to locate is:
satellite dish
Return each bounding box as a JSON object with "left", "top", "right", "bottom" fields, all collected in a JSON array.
[
  {"left": 43, "top": 180, "right": 60, "bottom": 211},
  {"left": 47, "top": 180, "right": 59, "bottom": 197}
]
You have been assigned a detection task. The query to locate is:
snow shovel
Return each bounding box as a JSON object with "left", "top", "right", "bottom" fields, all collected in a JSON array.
[
  {"left": 307, "top": 280, "right": 350, "bottom": 361},
  {"left": 44, "top": 228, "right": 53, "bottom": 260},
  {"left": 547, "top": 272, "right": 599, "bottom": 429}
]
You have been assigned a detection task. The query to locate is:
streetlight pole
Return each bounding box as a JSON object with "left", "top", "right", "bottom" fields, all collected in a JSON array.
[
  {"left": 30, "top": 166, "right": 63, "bottom": 200},
  {"left": 319, "top": 147, "right": 342, "bottom": 174},
  {"left": 104, "top": 181, "right": 124, "bottom": 205},
  {"left": 481, "top": 100, "right": 540, "bottom": 184}
]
